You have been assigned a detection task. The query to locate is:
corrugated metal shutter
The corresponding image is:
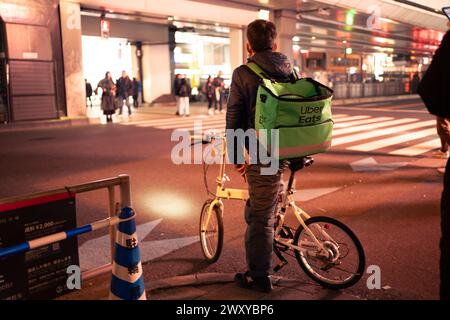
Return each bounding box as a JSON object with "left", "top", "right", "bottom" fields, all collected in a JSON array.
[{"left": 9, "top": 60, "right": 57, "bottom": 121}]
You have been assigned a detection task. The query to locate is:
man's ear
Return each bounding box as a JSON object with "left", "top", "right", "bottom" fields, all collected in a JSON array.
[
  {"left": 272, "top": 42, "right": 278, "bottom": 52},
  {"left": 246, "top": 42, "right": 254, "bottom": 56}
]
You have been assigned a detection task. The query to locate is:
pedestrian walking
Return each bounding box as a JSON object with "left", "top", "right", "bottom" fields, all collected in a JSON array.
[
  {"left": 174, "top": 74, "right": 182, "bottom": 116},
  {"left": 203, "top": 76, "right": 215, "bottom": 115},
  {"left": 418, "top": 22, "right": 450, "bottom": 300},
  {"left": 213, "top": 71, "right": 225, "bottom": 113},
  {"left": 410, "top": 72, "right": 420, "bottom": 94},
  {"left": 132, "top": 77, "right": 142, "bottom": 108},
  {"left": 226, "top": 19, "right": 293, "bottom": 292},
  {"left": 178, "top": 76, "right": 191, "bottom": 116},
  {"left": 85, "top": 79, "right": 93, "bottom": 108},
  {"left": 95, "top": 72, "right": 116, "bottom": 123},
  {"left": 116, "top": 70, "right": 133, "bottom": 116}
]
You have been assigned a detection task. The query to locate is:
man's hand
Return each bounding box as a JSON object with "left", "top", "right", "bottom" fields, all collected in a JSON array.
[{"left": 235, "top": 163, "right": 248, "bottom": 182}]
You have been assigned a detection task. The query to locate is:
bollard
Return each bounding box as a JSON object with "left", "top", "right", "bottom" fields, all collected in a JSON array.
[{"left": 109, "top": 207, "right": 147, "bottom": 300}]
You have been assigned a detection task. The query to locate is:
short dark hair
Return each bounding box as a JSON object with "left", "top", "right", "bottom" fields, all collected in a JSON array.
[{"left": 246, "top": 19, "right": 277, "bottom": 52}]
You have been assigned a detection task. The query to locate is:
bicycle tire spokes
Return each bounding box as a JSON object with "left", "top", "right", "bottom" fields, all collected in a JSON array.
[{"left": 294, "top": 218, "right": 365, "bottom": 287}]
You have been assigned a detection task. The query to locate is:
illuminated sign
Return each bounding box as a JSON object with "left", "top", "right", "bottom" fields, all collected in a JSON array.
[{"left": 100, "top": 19, "right": 110, "bottom": 39}]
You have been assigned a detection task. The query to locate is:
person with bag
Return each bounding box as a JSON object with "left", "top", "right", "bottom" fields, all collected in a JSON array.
[
  {"left": 227, "top": 19, "right": 332, "bottom": 293},
  {"left": 95, "top": 71, "right": 116, "bottom": 123},
  {"left": 417, "top": 21, "right": 450, "bottom": 300}
]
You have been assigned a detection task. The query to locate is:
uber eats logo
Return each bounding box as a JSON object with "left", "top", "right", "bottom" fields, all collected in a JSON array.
[{"left": 299, "top": 105, "right": 323, "bottom": 124}]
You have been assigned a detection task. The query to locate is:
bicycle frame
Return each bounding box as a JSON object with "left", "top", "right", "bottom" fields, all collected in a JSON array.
[
  {"left": 204, "top": 135, "right": 248, "bottom": 229},
  {"left": 202, "top": 134, "right": 331, "bottom": 256}
]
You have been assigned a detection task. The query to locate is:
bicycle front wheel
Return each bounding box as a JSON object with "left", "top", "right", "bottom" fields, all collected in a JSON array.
[
  {"left": 199, "top": 200, "right": 223, "bottom": 263},
  {"left": 293, "top": 216, "right": 365, "bottom": 289}
]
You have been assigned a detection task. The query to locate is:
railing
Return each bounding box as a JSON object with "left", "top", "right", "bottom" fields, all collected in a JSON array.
[
  {"left": 0, "top": 174, "right": 132, "bottom": 280},
  {"left": 333, "top": 82, "right": 408, "bottom": 99}
]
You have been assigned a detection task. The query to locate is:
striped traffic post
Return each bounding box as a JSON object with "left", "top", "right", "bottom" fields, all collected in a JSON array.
[{"left": 109, "top": 207, "right": 146, "bottom": 300}]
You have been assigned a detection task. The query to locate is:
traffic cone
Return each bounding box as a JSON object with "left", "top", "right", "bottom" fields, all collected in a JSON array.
[{"left": 109, "top": 206, "right": 147, "bottom": 300}]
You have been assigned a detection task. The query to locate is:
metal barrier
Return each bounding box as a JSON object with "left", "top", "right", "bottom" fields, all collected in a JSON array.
[
  {"left": 332, "top": 82, "right": 407, "bottom": 99},
  {"left": 0, "top": 174, "right": 132, "bottom": 280}
]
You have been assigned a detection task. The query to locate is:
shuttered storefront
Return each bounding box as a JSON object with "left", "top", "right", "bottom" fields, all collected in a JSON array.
[{"left": 9, "top": 60, "right": 57, "bottom": 121}]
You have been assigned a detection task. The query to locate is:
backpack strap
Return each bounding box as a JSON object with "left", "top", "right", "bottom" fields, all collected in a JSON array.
[
  {"left": 246, "top": 62, "right": 271, "bottom": 81},
  {"left": 247, "top": 62, "right": 299, "bottom": 83}
]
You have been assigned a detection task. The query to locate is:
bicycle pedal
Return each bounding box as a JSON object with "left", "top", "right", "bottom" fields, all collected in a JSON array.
[{"left": 273, "top": 261, "right": 288, "bottom": 272}]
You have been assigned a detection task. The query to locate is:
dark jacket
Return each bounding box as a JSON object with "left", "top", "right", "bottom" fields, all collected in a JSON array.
[
  {"left": 203, "top": 81, "right": 214, "bottom": 99},
  {"left": 226, "top": 50, "right": 292, "bottom": 163},
  {"left": 178, "top": 78, "right": 191, "bottom": 97},
  {"left": 174, "top": 78, "right": 181, "bottom": 97},
  {"left": 116, "top": 76, "right": 133, "bottom": 98},
  {"left": 418, "top": 30, "right": 450, "bottom": 118},
  {"left": 86, "top": 82, "right": 93, "bottom": 97}
]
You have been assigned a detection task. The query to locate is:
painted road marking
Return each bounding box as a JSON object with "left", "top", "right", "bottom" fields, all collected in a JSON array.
[
  {"left": 389, "top": 138, "right": 441, "bottom": 156},
  {"left": 333, "top": 117, "right": 393, "bottom": 129},
  {"left": 333, "top": 115, "right": 371, "bottom": 123},
  {"left": 348, "top": 127, "right": 437, "bottom": 152},
  {"left": 293, "top": 187, "right": 342, "bottom": 202},
  {"left": 350, "top": 157, "right": 409, "bottom": 172},
  {"left": 79, "top": 218, "right": 199, "bottom": 271},
  {"left": 332, "top": 120, "right": 435, "bottom": 146},
  {"left": 333, "top": 118, "right": 418, "bottom": 136}
]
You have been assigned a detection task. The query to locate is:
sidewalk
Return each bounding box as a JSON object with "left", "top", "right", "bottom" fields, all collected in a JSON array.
[
  {"left": 59, "top": 272, "right": 361, "bottom": 300},
  {"left": 0, "top": 94, "right": 421, "bottom": 133}
]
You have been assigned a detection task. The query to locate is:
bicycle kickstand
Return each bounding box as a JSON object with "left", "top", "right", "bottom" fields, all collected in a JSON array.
[{"left": 273, "top": 246, "right": 288, "bottom": 272}]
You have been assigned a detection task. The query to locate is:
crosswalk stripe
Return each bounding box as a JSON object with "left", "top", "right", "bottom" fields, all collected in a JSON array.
[
  {"left": 381, "top": 103, "right": 424, "bottom": 110},
  {"left": 333, "top": 118, "right": 417, "bottom": 136},
  {"left": 347, "top": 127, "right": 437, "bottom": 152},
  {"left": 332, "top": 114, "right": 349, "bottom": 119},
  {"left": 334, "top": 115, "right": 371, "bottom": 123},
  {"left": 136, "top": 118, "right": 221, "bottom": 128},
  {"left": 389, "top": 138, "right": 440, "bottom": 156},
  {"left": 333, "top": 117, "right": 393, "bottom": 129},
  {"left": 124, "top": 115, "right": 214, "bottom": 126},
  {"left": 155, "top": 118, "right": 227, "bottom": 130},
  {"left": 332, "top": 119, "right": 435, "bottom": 146}
]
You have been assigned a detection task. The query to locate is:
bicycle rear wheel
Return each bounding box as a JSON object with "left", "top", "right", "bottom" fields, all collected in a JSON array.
[
  {"left": 293, "top": 216, "right": 365, "bottom": 289},
  {"left": 199, "top": 200, "right": 223, "bottom": 263}
]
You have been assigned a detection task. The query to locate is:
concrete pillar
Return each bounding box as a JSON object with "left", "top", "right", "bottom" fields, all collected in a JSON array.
[
  {"left": 274, "top": 10, "right": 297, "bottom": 65},
  {"left": 141, "top": 44, "right": 171, "bottom": 103},
  {"left": 59, "top": 1, "right": 86, "bottom": 118},
  {"left": 229, "top": 28, "right": 244, "bottom": 70}
]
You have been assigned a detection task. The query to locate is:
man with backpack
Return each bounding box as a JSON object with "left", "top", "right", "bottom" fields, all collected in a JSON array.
[{"left": 226, "top": 19, "right": 294, "bottom": 293}]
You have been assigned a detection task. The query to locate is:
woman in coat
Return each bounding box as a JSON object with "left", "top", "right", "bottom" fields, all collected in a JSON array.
[
  {"left": 95, "top": 72, "right": 116, "bottom": 123},
  {"left": 203, "top": 76, "right": 215, "bottom": 115}
]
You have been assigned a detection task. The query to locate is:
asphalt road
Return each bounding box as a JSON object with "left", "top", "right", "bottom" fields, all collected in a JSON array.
[{"left": 0, "top": 98, "right": 445, "bottom": 299}]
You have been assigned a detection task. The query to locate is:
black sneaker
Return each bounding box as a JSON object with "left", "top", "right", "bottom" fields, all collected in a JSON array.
[{"left": 234, "top": 272, "right": 273, "bottom": 293}]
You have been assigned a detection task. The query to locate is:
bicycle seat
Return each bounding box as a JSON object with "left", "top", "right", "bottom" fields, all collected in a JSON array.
[{"left": 288, "top": 156, "right": 314, "bottom": 172}]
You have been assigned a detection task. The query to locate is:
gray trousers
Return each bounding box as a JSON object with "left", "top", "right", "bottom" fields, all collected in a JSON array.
[{"left": 244, "top": 163, "right": 283, "bottom": 279}]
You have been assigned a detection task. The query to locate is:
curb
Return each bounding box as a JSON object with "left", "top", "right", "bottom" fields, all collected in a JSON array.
[
  {"left": 146, "top": 272, "right": 235, "bottom": 292},
  {"left": 145, "top": 272, "right": 363, "bottom": 300},
  {"left": 0, "top": 117, "right": 99, "bottom": 133}
]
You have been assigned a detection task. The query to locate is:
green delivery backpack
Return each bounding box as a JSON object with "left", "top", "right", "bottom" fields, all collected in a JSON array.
[{"left": 247, "top": 62, "right": 334, "bottom": 160}]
